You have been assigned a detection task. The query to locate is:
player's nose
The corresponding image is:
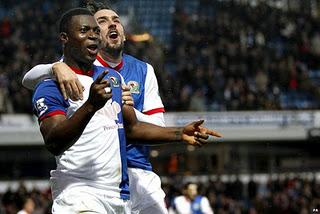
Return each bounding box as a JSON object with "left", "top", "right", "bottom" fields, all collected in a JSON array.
[{"left": 88, "top": 29, "right": 99, "bottom": 40}]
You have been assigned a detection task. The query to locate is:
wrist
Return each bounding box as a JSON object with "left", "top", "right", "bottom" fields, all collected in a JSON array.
[
  {"left": 51, "top": 62, "right": 60, "bottom": 78},
  {"left": 175, "top": 128, "right": 183, "bottom": 141},
  {"left": 83, "top": 101, "right": 97, "bottom": 113}
]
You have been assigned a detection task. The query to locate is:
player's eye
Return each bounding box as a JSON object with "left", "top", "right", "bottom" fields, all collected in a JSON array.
[
  {"left": 80, "top": 27, "right": 88, "bottom": 33},
  {"left": 98, "top": 20, "right": 106, "bottom": 25},
  {"left": 94, "top": 28, "right": 101, "bottom": 34}
]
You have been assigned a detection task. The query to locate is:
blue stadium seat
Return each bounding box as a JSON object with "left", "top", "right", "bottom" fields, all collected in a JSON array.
[{"left": 115, "top": 0, "right": 176, "bottom": 44}]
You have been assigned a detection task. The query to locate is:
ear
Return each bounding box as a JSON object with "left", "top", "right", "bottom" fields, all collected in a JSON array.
[{"left": 59, "top": 32, "right": 68, "bottom": 44}]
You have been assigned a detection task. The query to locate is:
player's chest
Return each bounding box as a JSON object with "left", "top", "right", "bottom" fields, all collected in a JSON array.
[
  {"left": 121, "top": 72, "right": 145, "bottom": 100},
  {"left": 67, "top": 77, "right": 122, "bottom": 121}
]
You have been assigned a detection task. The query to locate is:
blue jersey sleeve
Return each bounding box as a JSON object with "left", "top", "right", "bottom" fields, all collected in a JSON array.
[{"left": 32, "top": 79, "right": 69, "bottom": 122}]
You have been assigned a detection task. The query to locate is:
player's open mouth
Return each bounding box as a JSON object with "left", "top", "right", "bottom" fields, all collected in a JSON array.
[
  {"left": 87, "top": 44, "right": 98, "bottom": 55},
  {"left": 108, "top": 30, "right": 118, "bottom": 40}
]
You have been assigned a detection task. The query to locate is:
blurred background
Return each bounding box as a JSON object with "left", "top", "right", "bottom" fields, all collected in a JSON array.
[{"left": 1, "top": 0, "right": 320, "bottom": 213}]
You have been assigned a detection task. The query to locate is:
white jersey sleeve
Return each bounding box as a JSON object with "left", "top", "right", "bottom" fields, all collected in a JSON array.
[
  {"left": 22, "top": 63, "right": 54, "bottom": 89},
  {"left": 201, "top": 197, "right": 214, "bottom": 214},
  {"left": 143, "top": 63, "right": 165, "bottom": 114},
  {"left": 134, "top": 109, "right": 165, "bottom": 127}
]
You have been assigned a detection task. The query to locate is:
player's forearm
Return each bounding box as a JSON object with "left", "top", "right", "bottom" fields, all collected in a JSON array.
[
  {"left": 133, "top": 110, "right": 176, "bottom": 145},
  {"left": 126, "top": 121, "right": 183, "bottom": 144},
  {"left": 22, "top": 64, "right": 54, "bottom": 89},
  {"left": 43, "top": 102, "right": 96, "bottom": 155},
  {"left": 123, "top": 104, "right": 181, "bottom": 144}
]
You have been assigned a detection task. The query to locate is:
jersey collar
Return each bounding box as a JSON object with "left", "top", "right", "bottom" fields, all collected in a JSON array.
[
  {"left": 96, "top": 55, "right": 124, "bottom": 71},
  {"left": 69, "top": 66, "right": 93, "bottom": 77}
]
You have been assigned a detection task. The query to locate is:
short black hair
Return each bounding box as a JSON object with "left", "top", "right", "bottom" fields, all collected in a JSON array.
[
  {"left": 59, "top": 7, "right": 93, "bottom": 33},
  {"left": 183, "top": 182, "right": 197, "bottom": 189},
  {"left": 86, "top": 1, "right": 113, "bottom": 14}
]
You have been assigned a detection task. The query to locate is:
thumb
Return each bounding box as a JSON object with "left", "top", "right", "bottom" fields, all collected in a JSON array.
[
  {"left": 122, "top": 84, "right": 130, "bottom": 91},
  {"left": 193, "top": 120, "right": 204, "bottom": 127}
]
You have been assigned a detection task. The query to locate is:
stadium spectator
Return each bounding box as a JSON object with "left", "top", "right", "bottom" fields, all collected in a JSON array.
[
  {"left": 1, "top": 0, "right": 320, "bottom": 112},
  {"left": 162, "top": 1, "right": 320, "bottom": 111},
  {"left": 2, "top": 175, "right": 320, "bottom": 213},
  {"left": 17, "top": 196, "right": 35, "bottom": 214},
  {"left": 169, "top": 182, "right": 214, "bottom": 214}
]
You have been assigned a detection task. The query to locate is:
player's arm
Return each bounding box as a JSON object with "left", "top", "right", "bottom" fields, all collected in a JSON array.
[
  {"left": 122, "top": 104, "right": 222, "bottom": 146},
  {"left": 168, "top": 196, "right": 179, "bottom": 214},
  {"left": 125, "top": 63, "right": 166, "bottom": 142},
  {"left": 22, "top": 62, "right": 83, "bottom": 100},
  {"left": 22, "top": 63, "right": 54, "bottom": 89},
  {"left": 39, "top": 71, "right": 110, "bottom": 155},
  {"left": 134, "top": 110, "right": 165, "bottom": 126},
  {"left": 200, "top": 197, "right": 214, "bottom": 214},
  {"left": 122, "top": 82, "right": 164, "bottom": 126},
  {"left": 137, "top": 63, "right": 166, "bottom": 126}
]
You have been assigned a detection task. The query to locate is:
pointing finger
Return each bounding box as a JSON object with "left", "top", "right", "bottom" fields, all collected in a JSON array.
[
  {"left": 205, "top": 129, "right": 223, "bottom": 138},
  {"left": 94, "top": 70, "right": 109, "bottom": 84}
]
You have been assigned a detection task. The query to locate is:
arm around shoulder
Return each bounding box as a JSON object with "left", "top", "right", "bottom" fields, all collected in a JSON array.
[{"left": 22, "top": 63, "right": 54, "bottom": 89}]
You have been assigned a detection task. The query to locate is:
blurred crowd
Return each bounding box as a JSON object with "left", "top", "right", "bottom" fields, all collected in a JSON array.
[
  {"left": 160, "top": 1, "right": 320, "bottom": 111},
  {"left": 165, "top": 176, "right": 320, "bottom": 214},
  {"left": 1, "top": 176, "right": 320, "bottom": 214},
  {"left": 1, "top": 0, "right": 320, "bottom": 114},
  {"left": 0, "top": 182, "right": 51, "bottom": 214},
  {"left": 0, "top": 0, "right": 72, "bottom": 115}
]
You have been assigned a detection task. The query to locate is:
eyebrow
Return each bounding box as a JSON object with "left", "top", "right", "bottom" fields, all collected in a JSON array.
[
  {"left": 79, "top": 24, "right": 99, "bottom": 30},
  {"left": 96, "top": 15, "right": 120, "bottom": 21},
  {"left": 79, "top": 24, "right": 90, "bottom": 28}
]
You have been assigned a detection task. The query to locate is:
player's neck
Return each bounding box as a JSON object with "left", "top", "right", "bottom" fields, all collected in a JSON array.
[
  {"left": 99, "top": 49, "right": 122, "bottom": 64},
  {"left": 64, "top": 58, "right": 93, "bottom": 73}
]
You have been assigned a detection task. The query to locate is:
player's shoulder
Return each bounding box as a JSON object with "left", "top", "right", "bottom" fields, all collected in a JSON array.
[
  {"left": 32, "top": 79, "right": 64, "bottom": 103},
  {"left": 93, "top": 65, "right": 107, "bottom": 73},
  {"left": 93, "top": 65, "right": 123, "bottom": 85},
  {"left": 123, "top": 54, "right": 149, "bottom": 66},
  {"left": 94, "top": 65, "right": 118, "bottom": 76},
  {"left": 34, "top": 79, "right": 58, "bottom": 92},
  {"left": 174, "top": 195, "right": 186, "bottom": 202},
  {"left": 123, "top": 54, "right": 155, "bottom": 77}
]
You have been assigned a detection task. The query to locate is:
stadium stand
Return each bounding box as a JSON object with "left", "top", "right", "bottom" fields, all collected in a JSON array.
[
  {"left": 1, "top": 0, "right": 320, "bottom": 114},
  {"left": 1, "top": 173, "right": 320, "bottom": 213},
  {"left": 2, "top": 0, "right": 320, "bottom": 213}
]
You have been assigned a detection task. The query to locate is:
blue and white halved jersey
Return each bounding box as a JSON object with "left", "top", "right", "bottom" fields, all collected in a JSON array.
[
  {"left": 32, "top": 65, "right": 129, "bottom": 200},
  {"left": 95, "top": 54, "right": 165, "bottom": 171}
]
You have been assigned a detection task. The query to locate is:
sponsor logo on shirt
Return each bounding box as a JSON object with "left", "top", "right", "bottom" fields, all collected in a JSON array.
[
  {"left": 103, "top": 123, "right": 124, "bottom": 130},
  {"left": 98, "top": 100, "right": 121, "bottom": 122},
  {"left": 127, "top": 81, "right": 140, "bottom": 94}
]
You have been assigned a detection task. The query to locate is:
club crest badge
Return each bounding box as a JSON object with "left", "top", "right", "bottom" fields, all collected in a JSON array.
[
  {"left": 127, "top": 81, "right": 140, "bottom": 94},
  {"left": 109, "top": 76, "right": 120, "bottom": 87}
]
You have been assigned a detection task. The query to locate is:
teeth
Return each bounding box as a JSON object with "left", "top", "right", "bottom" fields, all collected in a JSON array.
[{"left": 110, "top": 31, "right": 117, "bottom": 36}]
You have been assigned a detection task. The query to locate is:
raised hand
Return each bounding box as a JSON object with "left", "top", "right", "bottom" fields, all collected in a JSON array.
[
  {"left": 87, "top": 70, "right": 112, "bottom": 111},
  {"left": 122, "top": 84, "right": 134, "bottom": 106},
  {"left": 181, "top": 120, "right": 222, "bottom": 147}
]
